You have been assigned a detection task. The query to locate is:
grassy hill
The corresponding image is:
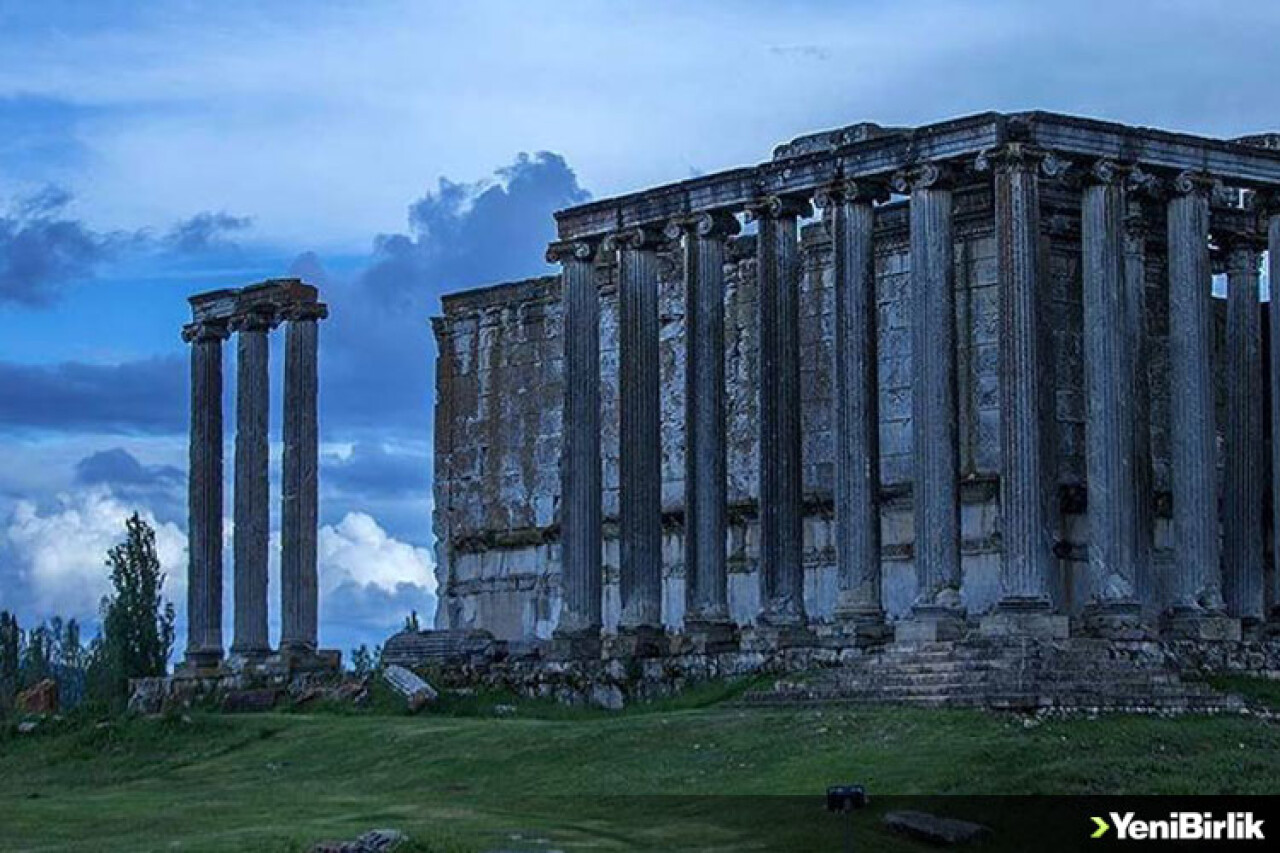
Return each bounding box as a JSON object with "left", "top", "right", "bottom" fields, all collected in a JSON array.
[{"left": 2, "top": 681, "right": 1280, "bottom": 852}]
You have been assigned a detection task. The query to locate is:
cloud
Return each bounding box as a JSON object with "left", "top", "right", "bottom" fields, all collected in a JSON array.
[
  {"left": 318, "top": 511, "right": 434, "bottom": 596},
  {"left": 0, "top": 354, "right": 185, "bottom": 433},
  {"left": 2, "top": 486, "right": 186, "bottom": 622},
  {"left": 322, "top": 441, "right": 428, "bottom": 499},
  {"left": 75, "top": 447, "right": 182, "bottom": 486},
  {"left": 0, "top": 184, "right": 118, "bottom": 306},
  {"left": 164, "top": 211, "right": 252, "bottom": 255}
]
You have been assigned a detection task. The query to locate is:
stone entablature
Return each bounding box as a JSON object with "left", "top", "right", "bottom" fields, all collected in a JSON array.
[{"left": 433, "top": 110, "right": 1280, "bottom": 655}]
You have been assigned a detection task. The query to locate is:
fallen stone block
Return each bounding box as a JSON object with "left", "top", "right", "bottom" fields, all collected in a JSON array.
[
  {"left": 309, "top": 828, "right": 406, "bottom": 853},
  {"left": 884, "top": 810, "right": 991, "bottom": 846},
  {"left": 381, "top": 665, "right": 438, "bottom": 711},
  {"left": 16, "top": 679, "right": 58, "bottom": 715}
]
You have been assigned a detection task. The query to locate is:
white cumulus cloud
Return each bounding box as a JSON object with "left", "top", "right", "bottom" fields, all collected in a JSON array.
[
  {"left": 318, "top": 511, "right": 435, "bottom": 596},
  {"left": 3, "top": 487, "right": 187, "bottom": 621}
]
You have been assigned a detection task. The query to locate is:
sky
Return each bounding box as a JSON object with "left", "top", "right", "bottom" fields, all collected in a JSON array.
[{"left": 1, "top": 0, "right": 1279, "bottom": 657}]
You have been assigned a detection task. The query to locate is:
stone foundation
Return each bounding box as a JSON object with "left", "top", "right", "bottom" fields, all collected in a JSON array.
[{"left": 130, "top": 652, "right": 349, "bottom": 715}]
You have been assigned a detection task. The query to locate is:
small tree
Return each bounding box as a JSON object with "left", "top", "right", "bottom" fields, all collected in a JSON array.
[
  {"left": 404, "top": 610, "right": 421, "bottom": 633},
  {"left": 87, "top": 513, "right": 176, "bottom": 708},
  {"left": 0, "top": 611, "right": 19, "bottom": 710},
  {"left": 350, "top": 644, "right": 375, "bottom": 676}
]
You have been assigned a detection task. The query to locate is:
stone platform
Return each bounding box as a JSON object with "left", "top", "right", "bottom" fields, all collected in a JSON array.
[
  {"left": 425, "top": 635, "right": 1280, "bottom": 713},
  {"left": 129, "top": 650, "right": 348, "bottom": 714}
]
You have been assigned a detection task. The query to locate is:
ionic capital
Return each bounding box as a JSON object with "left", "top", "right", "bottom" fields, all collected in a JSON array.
[
  {"left": 604, "top": 225, "right": 666, "bottom": 253},
  {"left": 181, "top": 318, "right": 230, "bottom": 344},
  {"left": 1170, "top": 170, "right": 1217, "bottom": 198},
  {"left": 813, "top": 177, "right": 890, "bottom": 209},
  {"left": 663, "top": 210, "right": 741, "bottom": 242},
  {"left": 1215, "top": 229, "right": 1267, "bottom": 266},
  {"left": 743, "top": 194, "right": 812, "bottom": 223},
  {"left": 545, "top": 238, "right": 600, "bottom": 265},
  {"left": 973, "top": 142, "right": 1049, "bottom": 175},
  {"left": 1081, "top": 158, "right": 1132, "bottom": 186},
  {"left": 228, "top": 305, "right": 279, "bottom": 334},
  {"left": 890, "top": 162, "right": 954, "bottom": 193},
  {"left": 279, "top": 301, "right": 329, "bottom": 323}
]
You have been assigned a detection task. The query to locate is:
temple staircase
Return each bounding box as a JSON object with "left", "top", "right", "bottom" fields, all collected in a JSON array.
[{"left": 738, "top": 637, "right": 1240, "bottom": 712}]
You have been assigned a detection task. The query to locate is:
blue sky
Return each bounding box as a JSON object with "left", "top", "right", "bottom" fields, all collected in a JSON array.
[{"left": 1, "top": 0, "right": 1279, "bottom": 656}]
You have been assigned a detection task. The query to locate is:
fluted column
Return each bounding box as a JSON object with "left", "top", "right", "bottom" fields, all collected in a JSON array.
[
  {"left": 1222, "top": 234, "right": 1264, "bottom": 623},
  {"left": 230, "top": 307, "right": 276, "bottom": 660},
  {"left": 615, "top": 227, "right": 663, "bottom": 649},
  {"left": 1268, "top": 201, "right": 1280, "bottom": 623},
  {"left": 818, "top": 179, "right": 889, "bottom": 642},
  {"left": 280, "top": 301, "right": 327, "bottom": 655},
  {"left": 1124, "top": 197, "right": 1156, "bottom": 616},
  {"left": 1164, "top": 171, "right": 1233, "bottom": 637},
  {"left": 894, "top": 163, "right": 964, "bottom": 639},
  {"left": 182, "top": 318, "right": 229, "bottom": 669},
  {"left": 669, "top": 211, "right": 740, "bottom": 649},
  {"left": 1081, "top": 159, "right": 1142, "bottom": 634},
  {"left": 549, "top": 239, "right": 603, "bottom": 657},
  {"left": 749, "top": 194, "right": 811, "bottom": 635}
]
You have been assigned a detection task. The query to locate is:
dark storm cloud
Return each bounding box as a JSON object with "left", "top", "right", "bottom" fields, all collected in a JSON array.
[
  {"left": 75, "top": 447, "right": 182, "bottom": 487},
  {"left": 0, "top": 355, "right": 185, "bottom": 432},
  {"left": 0, "top": 185, "right": 118, "bottom": 306},
  {"left": 324, "top": 442, "right": 429, "bottom": 498},
  {"left": 164, "top": 211, "right": 253, "bottom": 255},
  {"left": 315, "top": 150, "right": 589, "bottom": 428}
]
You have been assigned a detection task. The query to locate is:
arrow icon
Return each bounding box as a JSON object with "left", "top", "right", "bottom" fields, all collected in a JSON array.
[{"left": 1091, "top": 816, "right": 1110, "bottom": 839}]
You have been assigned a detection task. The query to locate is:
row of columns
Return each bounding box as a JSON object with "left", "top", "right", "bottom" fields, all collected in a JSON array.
[
  {"left": 549, "top": 147, "right": 1277, "bottom": 655},
  {"left": 181, "top": 296, "right": 328, "bottom": 670}
]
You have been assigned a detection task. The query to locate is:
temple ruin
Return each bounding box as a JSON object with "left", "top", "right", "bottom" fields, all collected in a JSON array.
[
  {"left": 430, "top": 111, "right": 1280, "bottom": 686},
  {"left": 178, "top": 278, "right": 336, "bottom": 675}
]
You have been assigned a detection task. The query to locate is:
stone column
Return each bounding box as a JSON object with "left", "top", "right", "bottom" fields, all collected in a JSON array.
[
  {"left": 749, "top": 194, "right": 812, "bottom": 642},
  {"left": 669, "top": 211, "right": 740, "bottom": 652},
  {"left": 280, "top": 301, "right": 328, "bottom": 655},
  {"left": 1222, "top": 234, "right": 1265, "bottom": 623},
  {"left": 1080, "top": 160, "right": 1143, "bottom": 636},
  {"left": 230, "top": 307, "right": 275, "bottom": 662},
  {"left": 894, "top": 163, "right": 964, "bottom": 642},
  {"left": 819, "top": 179, "right": 890, "bottom": 645},
  {"left": 182, "top": 318, "right": 229, "bottom": 670},
  {"left": 977, "top": 145, "right": 1065, "bottom": 638},
  {"left": 1124, "top": 196, "right": 1156, "bottom": 618},
  {"left": 613, "top": 227, "right": 664, "bottom": 655},
  {"left": 1164, "top": 171, "right": 1237, "bottom": 639},
  {"left": 1268, "top": 201, "right": 1280, "bottom": 624},
  {"left": 549, "top": 239, "right": 603, "bottom": 658}
]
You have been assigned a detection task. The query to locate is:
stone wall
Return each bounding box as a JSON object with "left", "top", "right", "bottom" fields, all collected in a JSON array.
[{"left": 432, "top": 190, "right": 1233, "bottom": 643}]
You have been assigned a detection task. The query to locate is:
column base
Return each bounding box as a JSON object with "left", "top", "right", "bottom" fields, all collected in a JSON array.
[
  {"left": 896, "top": 606, "right": 966, "bottom": 645},
  {"left": 604, "top": 625, "right": 667, "bottom": 659},
  {"left": 980, "top": 599, "right": 1069, "bottom": 639},
  {"left": 1160, "top": 609, "right": 1242, "bottom": 641},
  {"left": 274, "top": 646, "right": 342, "bottom": 673},
  {"left": 820, "top": 610, "right": 893, "bottom": 648},
  {"left": 675, "top": 619, "right": 740, "bottom": 654},
  {"left": 741, "top": 622, "right": 815, "bottom": 651},
  {"left": 1080, "top": 600, "right": 1147, "bottom": 640},
  {"left": 180, "top": 647, "right": 224, "bottom": 674},
  {"left": 550, "top": 629, "right": 603, "bottom": 660}
]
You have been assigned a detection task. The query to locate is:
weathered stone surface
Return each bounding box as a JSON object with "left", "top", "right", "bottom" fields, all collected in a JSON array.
[
  {"left": 16, "top": 679, "right": 58, "bottom": 715},
  {"left": 884, "top": 811, "right": 992, "bottom": 846},
  {"left": 382, "top": 664, "right": 438, "bottom": 711},
  {"left": 221, "top": 688, "right": 279, "bottom": 713}
]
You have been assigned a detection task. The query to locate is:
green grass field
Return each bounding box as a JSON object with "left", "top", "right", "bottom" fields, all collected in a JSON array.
[{"left": 2, "top": 681, "right": 1280, "bottom": 852}]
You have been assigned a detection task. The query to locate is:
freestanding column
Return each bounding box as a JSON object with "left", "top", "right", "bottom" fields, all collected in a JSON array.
[
  {"left": 230, "top": 307, "right": 275, "bottom": 661},
  {"left": 750, "top": 194, "right": 812, "bottom": 637},
  {"left": 669, "top": 211, "right": 740, "bottom": 650},
  {"left": 895, "top": 163, "right": 964, "bottom": 641},
  {"left": 549, "top": 240, "right": 603, "bottom": 657},
  {"left": 280, "top": 301, "right": 327, "bottom": 655},
  {"left": 182, "top": 317, "right": 229, "bottom": 669},
  {"left": 1080, "top": 160, "right": 1142, "bottom": 635},
  {"left": 821, "top": 179, "right": 890, "bottom": 644},
  {"left": 1268, "top": 201, "right": 1280, "bottom": 624},
  {"left": 1164, "top": 171, "right": 1236, "bottom": 639},
  {"left": 979, "top": 145, "right": 1065, "bottom": 637},
  {"left": 614, "top": 227, "right": 664, "bottom": 653},
  {"left": 1222, "top": 235, "right": 1264, "bottom": 623}
]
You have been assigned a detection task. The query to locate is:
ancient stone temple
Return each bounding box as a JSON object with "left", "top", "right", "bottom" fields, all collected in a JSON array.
[
  {"left": 431, "top": 111, "right": 1280, "bottom": 675},
  {"left": 178, "top": 278, "right": 338, "bottom": 676}
]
